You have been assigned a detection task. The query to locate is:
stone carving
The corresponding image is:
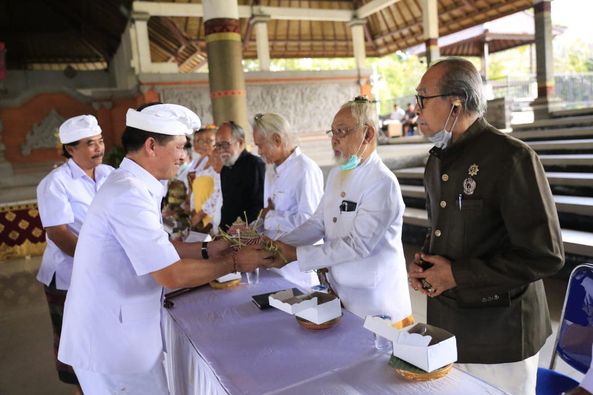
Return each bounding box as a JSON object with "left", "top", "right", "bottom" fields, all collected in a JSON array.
[
  {"left": 155, "top": 81, "right": 358, "bottom": 133},
  {"left": 21, "top": 109, "right": 65, "bottom": 155}
]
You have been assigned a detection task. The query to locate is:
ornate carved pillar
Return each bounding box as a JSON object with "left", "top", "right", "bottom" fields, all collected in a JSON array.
[{"left": 203, "top": 0, "right": 248, "bottom": 130}]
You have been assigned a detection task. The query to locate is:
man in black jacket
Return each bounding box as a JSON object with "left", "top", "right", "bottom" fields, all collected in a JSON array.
[
  {"left": 408, "top": 58, "right": 564, "bottom": 395},
  {"left": 216, "top": 121, "right": 265, "bottom": 230}
]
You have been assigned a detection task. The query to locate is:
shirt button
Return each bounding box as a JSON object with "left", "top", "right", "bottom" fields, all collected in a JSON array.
[
  {"left": 332, "top": 217, "right": 337, "bottom": 223},
  {"left": 494, "top": 294, "right": 500, "bottom": 300},
  {"left": 434, "top": 229, "right": 442, "bottom": 237},
  {"left": 481, "top": 297, "right": 487, "bottom": 303},
  {"left": 440, "top": 201, "right": 447, "bottom": 208},
  {"left": 441, "top": 174, "right": 449, "bottom": 182},
  {"left": 340, "top": 192, "right": 346, "bottom": 198}
]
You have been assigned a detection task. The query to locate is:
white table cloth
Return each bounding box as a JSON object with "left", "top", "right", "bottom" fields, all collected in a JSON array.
[{"left": 163, "top": 271, "right": 507, "bottom": 395}]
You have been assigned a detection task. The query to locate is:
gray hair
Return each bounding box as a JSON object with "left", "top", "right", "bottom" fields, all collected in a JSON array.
[
  {"left": 252, "top": 113, "right": 295, "bottom": 150},
  {"left": 225, "top": 121, "right": 245, "bottom": 142},
  {"left": 340, "top": 97, "right": 380, "bottom": 136},
  {"left": 431, "top": 57, "right": 486, "bottom": 116}
]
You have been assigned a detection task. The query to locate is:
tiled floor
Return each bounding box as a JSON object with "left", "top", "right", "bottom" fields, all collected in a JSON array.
[{"left": 0, "top": 246, "right": 584, "bottom": 395}]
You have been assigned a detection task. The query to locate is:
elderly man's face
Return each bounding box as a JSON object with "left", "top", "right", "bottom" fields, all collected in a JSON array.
[
  {"left": 330, "top": 107, "right": 368, "bottom": 164},
  {"left": 253, "top": 129, "right": 282, "bottom": 165},
  {"left": 216, "top": 124, "right": 244, "bottom": 167},
  {"left": 415, "top": 65, "right": 458, "bottom": 138}
]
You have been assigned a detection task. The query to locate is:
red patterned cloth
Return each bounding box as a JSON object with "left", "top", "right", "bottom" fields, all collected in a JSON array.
[{"left": 0, "top": 201, "right": 46, "bottom": 259}]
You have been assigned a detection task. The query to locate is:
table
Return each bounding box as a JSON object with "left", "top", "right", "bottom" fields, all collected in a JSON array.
[{"left": 163, "top": 270, "right": 507, "bottom": 395}]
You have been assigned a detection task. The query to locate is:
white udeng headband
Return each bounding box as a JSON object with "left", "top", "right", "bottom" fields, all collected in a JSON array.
[{"left": 125, "top": 104, "right": 199, "bottom": 136}]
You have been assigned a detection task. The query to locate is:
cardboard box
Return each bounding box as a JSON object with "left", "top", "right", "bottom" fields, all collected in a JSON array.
[
  {"left": 269, "top": 290, "right": 342, "bottom": 325},
  {"left": 364, "top": 316, "right": 457, "bottom": 372},
  {"left": 386, "top": 122, "right": 402, "bottom": 137}
]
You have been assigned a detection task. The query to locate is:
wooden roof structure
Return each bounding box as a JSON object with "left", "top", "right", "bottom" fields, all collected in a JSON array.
[
  {"left": 2, "top": 0, "right": 534, "bottom": 71},
  {"left": 407, "top": 11, "right": 565, "bottom": 57}
]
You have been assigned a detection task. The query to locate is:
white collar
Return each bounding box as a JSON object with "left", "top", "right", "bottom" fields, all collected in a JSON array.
[
  {"left": 274, "top": 147, "right": 301, "bottom": 175},
  {"left": 119, "top": 157, "right": 167, "bottom": 199}
]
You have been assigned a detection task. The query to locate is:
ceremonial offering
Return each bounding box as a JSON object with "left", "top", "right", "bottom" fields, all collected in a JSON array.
[
  {"left": 209, "top": 272, "right": 242, "bottom": 289},
  {"left": 269, "top": 289, "right": 342, "bottom": 327},
  {"left": 219, "top": 213, "right": 288, "bottom": 263},
  {"left": 389, "top": 356, "right": 452, "bottom": 381},
  {"left": 363, "top": 317, "right": 457, "bottom": 373}
]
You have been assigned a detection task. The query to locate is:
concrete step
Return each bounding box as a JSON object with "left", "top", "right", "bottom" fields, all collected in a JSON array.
[
  {"left": 528, "top": 139, "right": 593, "bottom": 152},
  {"left": 547, "top": 172, "right": 593, "bottom": 188},
  {"left": 510, "top": 127, "right": 593, "bottom": 142},
  {"left": 403, "top": 207, "right": 593, "bottom": 257},
  {"left": 396, "top": 167, "right": 593, "bottom": 190},
  {"left": 401, "top": 184, "right": 593, "bottom": 216},
  {"left": 512, "top": 115, "right": 593, "bottom": 132},
  {"left": 540, "top": 154, "right": 593, "bottom": 169}
]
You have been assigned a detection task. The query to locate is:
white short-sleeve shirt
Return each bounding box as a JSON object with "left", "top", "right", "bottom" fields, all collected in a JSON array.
[
  {"left": 36, "top": 159, "right": 113, "bottom": 289},
  {"left": 58, "top": 158, "right": 180, "bottom": 374}
]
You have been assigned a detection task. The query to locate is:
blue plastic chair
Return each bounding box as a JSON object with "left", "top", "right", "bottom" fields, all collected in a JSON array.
[{"left": 536, "top": 263, "right": 593, "bottom": 395}]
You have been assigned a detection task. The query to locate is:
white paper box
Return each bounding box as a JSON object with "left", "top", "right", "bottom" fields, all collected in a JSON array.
[
  {"left": 364, "top": 317, "right": 457, "bottom": 372},
  {"left": 269, "top": 290, "right": 342, "bottom": 325},
  {"left": 216, "top": 272, "right": 242, "bottom": 283}
]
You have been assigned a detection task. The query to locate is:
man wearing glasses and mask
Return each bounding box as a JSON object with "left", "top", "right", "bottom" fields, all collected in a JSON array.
[
  {"left": 407, "top": 58, "right": 564, "bottom": 395},
  {"left": 236, "top": 97, "right": 413, "bottom": 327},
  {"left": 215, "top": 121, "right": 265, "bottom": 230}
]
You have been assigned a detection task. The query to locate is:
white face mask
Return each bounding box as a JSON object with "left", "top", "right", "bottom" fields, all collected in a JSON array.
[{"left": 428, "top": 104, "right": 459, "bottom": 150}]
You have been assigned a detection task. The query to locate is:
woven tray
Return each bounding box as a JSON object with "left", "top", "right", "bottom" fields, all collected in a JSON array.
[
  {"left": 389, "top": 356, "right": 452, "bottom": 381},
  {"left": 295, "top": 314, "right": 342, "bottom": 330}
]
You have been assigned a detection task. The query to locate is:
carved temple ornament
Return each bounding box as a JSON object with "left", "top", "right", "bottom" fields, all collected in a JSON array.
[{"left": 21, "top": 109, "right": 65, "bottom": 155}]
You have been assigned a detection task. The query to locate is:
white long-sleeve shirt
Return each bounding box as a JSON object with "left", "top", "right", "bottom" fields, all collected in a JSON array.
[
  {"left": 263, "top": 147, "right": 323, "bottom": 288},
  {"left": 281, "top": 151, "right": 412, "bottom": 321}
]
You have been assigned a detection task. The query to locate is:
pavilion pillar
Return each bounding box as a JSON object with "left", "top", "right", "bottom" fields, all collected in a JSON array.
[
  {"left": 203, "top": 0, "right": 248, "bottom": 130},
  {"left": 481, "top": 41, "right": 489, "bottom": 81},
  {"left": 531, "top": 0, "right": 558, "bottom": 119},
  {"left": 251, "top": 14, "right": 271, "bottom": 72},
  {"left": 422, "top": 0, "right": 440, "bottom": 67},
  {"left": 348, "top": 18, "right": 369, "bottom": 95},
  {"left": 131, "top": 12, "right": 152, "bottom": 74},
  {"left": 348, "top": 18, "right": 367, "bottom": 72}
]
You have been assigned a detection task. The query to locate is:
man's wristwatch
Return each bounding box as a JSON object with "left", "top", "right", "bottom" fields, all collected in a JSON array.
[{"left": 201, "top": 241, "right": 209, "bottom": 259}]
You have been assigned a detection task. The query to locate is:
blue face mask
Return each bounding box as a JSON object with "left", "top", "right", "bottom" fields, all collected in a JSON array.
[
  {"left": 339, "top": 130, "right": 367, "bottom": 171},
  {"left": 428, "top": 104, "right": 459, "bottom": 149},
  {"left": 339, "top": 155, "right": 361, "bottom": 171}
]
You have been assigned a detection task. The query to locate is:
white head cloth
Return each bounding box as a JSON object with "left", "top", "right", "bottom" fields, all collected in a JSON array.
[
  {"left": 59, "top": 115, "right": 102, "bottom": 144},
  {"left": 126, "top": 104, "right": 201, "bottom": 136}
]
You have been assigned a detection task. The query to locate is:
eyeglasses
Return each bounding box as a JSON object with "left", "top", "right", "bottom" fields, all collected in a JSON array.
[
  {"left": 325, "top": 125, "right": 367, "bottom": 138},
  {"left": 415, "top": 93, "right": 457, "bottom": 109},
  {"left": 214, "top": 141, "right": 233, "bottom": 150},
  {"left": 195, "top": 138, "right": 215, "bottom": 145}
]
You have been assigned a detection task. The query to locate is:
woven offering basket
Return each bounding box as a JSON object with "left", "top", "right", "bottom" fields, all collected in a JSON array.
[
  {"left": 295, "top": 314, "right": 342, "bottom": 330},
  {"left": 209, "top": 278, "right": 241, "bottom": 289},
  {"left": 389, "top": 356, "right": 452, "bottom": 381}
]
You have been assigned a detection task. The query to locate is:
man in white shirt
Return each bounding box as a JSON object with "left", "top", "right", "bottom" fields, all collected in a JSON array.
[
  {"left": 37, "top": 114, "right": 113, "bottom": 394},
  {"left": 58, "top": 104, "right": 239, "bottom": 395},
  {"left": 252, "top": 112, "right": 323, "bottom": 288},
  {"left": 238, "top": 97, "right": 413, "bottom": 324}
]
